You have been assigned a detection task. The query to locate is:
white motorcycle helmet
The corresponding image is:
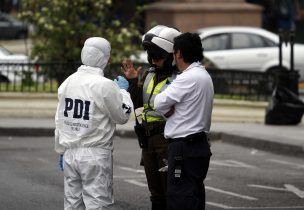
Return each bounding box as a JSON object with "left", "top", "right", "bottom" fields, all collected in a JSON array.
[{"left": 142, "top": 25, "right": 181, "bottom": 70}]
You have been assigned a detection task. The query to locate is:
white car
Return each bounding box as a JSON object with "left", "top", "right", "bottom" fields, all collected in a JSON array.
[
  {"left": 197, "top": 26, "right": 304, "bottom": 81},
  {"left": 0, "top": 46, "right": 29, "bottom": 83},
  {"left": 130, "top": 51, "right": 148, "bottom": 63}
]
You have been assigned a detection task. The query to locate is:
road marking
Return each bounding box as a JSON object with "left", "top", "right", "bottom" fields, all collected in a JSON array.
[
  {"left": 211, "top": 160, "right": 256, "bottom": 169},
  {"left": 36, "top": 158, "right": 52, "bottom": 164},
  {"left": 267, "top": 159, "right": 304, "bottom": 169},
  {"left": 285, "top": 184, "right": 304, "bottom": 199},
  {"left": 248, "top": 184, "right": 286, "bottom": 191},
  {"left": 206, "top": 186, "right": 257, "bottom": 200},
  {"left": 124, "top": 179, "right": 148, "bottom": 187},
  {"left": 206, "top": 202, "right": 304, "bottom": 209},
  {"left": 249, "top": 184, "right": 304, "bottom": 199},
  {"left": 230, "top": 206, "right": 304, "bottom": 209},
  {"left": 227, "top": 206, "right": 304, "bottom": 209},
  {"left": 206, "top": 201, "right": 231, "bottom": 209},
  {"left": 118, "top": 166, "right": 145, "bottom": 174}
]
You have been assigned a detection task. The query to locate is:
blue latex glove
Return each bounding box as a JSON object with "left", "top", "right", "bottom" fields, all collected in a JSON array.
[
  {"left": 114, "top": 76, "right": 129, "bottom": 90},
  {"left": 59, "top": 154, "right": 64, "bottom": 171}
]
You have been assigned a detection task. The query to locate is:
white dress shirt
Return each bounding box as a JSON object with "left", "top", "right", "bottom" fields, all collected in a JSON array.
[{"left": 154, "top": 62, "right": 214, "bottom": 139}]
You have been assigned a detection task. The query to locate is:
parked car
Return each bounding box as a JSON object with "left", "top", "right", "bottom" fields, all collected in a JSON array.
[
  {"left": 0, "top": 12, "right": 28, "bottom": 39},
  {"left": 130, "top": 51, "right": 217, "bottom": 69},
  {"left": 130, "top": 51, "right": 148, "bottom": 63},
  {"left": 0, "top": 46, "right": 29, "bottom": 83},
  {"left": 197, "top": 26, "right": 304, "bottom": 81}
]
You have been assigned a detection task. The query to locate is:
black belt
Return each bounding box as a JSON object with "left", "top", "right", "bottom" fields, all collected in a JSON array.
[
  {"left": 143, "top": 121, "right": 165, "bottom": 137},
  {"left": 168, "top": 131, "right": 207, "bottom": 143}
]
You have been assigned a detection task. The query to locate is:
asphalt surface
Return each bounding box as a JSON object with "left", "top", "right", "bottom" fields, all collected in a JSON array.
[{"left": 1, "top": 135, "right": 303, "bottom": 210}]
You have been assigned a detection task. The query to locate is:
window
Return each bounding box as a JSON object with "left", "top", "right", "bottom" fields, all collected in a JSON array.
[
  {"left": 263, "top": 37, "right": 277, "bottom": 47},
  {"left": 231, "top": 33, "right": 276, "bottom": 49},
  {"left": 202, "top": 34, "right": 229, "bottom": 51}
]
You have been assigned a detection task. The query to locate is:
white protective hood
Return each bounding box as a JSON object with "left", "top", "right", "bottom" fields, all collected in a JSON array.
[{"left": 81, "top": 37, "right": 111, "bottom": 70}]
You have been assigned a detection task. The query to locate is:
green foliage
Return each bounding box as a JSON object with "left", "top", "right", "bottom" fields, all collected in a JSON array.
[{"left": 19, "top": 0, "right": 143, "bottom": 83}]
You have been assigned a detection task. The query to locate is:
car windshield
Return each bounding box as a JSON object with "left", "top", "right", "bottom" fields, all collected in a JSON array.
[{"left": 0, "top": 47, "right": 13, "bottom": 56}]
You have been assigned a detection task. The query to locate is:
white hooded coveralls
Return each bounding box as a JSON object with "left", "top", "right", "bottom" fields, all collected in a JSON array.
[{"left": 54, "top": 37, "right": 133, "bottom": 210}]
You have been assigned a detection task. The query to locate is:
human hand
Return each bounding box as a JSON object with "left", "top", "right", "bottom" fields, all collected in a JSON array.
[
  {"left": 59, "top": 154, "right": 64, "bottom": 171},
  {"left": 121, "top": 59, "right": 142, "bottom": 79},
  {"left": 114, "top": 76, "right": 129, "bottom": 90},
  {"left": 164, "top": 106, "right": 175, "bottom": 118}
]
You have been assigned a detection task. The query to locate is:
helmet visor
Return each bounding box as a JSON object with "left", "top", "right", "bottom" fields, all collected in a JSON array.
[
  {"left": 147, "top": 49, "right": 167, "bottom": 60},
  {"left": 145, "top": 44, "right": 169, "bottom": 60}
]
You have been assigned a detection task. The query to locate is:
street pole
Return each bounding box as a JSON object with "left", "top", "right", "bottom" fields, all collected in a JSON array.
[
  {"left": 290, "top": 30, "right": 295, "bottom": 72},
  {"left": 278, "top": 29, "right": 283, "bottom": 68}
]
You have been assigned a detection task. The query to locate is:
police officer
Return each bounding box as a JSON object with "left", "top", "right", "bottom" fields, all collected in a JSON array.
[
  {"left": 54, "top": 37, "right": 133, "bottom": 210},
  {"left": 121, "top": 25, "right": 181, "bottom": 210},
  {"left": 154, "top": 32, "right": 214, "bottom": 210}
]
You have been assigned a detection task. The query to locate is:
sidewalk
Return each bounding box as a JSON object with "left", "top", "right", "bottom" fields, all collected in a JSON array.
[
  {"left": 0, "top": 93, "right": 303, "bottom": 157},
  {"left": 211, "top": 122, "right": 304, "bottom": 157},
  {"left": 0, "top": 117, "right": 303, "bottom": 158}
]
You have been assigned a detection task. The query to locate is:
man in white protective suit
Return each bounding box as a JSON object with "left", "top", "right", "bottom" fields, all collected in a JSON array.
[{"left": 54, "top": 37, "right": 133, "bottom": 210}]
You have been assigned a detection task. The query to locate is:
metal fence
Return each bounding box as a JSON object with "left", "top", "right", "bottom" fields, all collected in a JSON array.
[
  {"left": 0, "top": 62, "right": 79, "bottom": 92},
  {"left": 0, "top": 62, "right": 275, "bottom": 101},
  {"left": 207, "top": 68, "right": 275, "bottom": 101}
]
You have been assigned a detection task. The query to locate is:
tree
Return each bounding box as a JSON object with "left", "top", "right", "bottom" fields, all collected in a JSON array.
[{"left": 19, "top": 0, "right": 143, "bottom": 84}]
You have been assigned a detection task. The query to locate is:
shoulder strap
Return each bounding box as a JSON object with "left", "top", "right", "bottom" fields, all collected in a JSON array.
[{"left": 134, "top": 108, "right": 141, "bottom": 125}]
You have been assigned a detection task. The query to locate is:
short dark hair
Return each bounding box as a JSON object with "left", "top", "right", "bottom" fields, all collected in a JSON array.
[{"left": 173, "top": 32, "right": 203, "bottom": 63}]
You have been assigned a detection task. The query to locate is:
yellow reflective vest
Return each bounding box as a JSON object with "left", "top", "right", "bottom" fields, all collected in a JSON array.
[{"left": 142, "top": 72, "right": 176, "bottom": 123}]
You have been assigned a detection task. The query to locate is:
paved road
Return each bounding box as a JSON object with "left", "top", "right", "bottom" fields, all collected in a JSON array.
[
  {"left": 206, "top": 141, "right": 304, "bottom": 210},
  {"left": 1, "top": 135, "right": 304, "bottom": 210},
  {"left": 114, "top": 138, "right": 304, "bottom": 210},
  {"left": 0, "top": 135, "right": 149, "bottom": 210},
  {"left": 113, "top": 136, "right": 150, "bottom": 210},
  {"left": 0, "top": 136, "right": 62, "bottom": 210}
]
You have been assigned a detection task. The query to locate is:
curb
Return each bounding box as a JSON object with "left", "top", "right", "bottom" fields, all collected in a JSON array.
[
  {"left": 0, "top": 127, "right": 54, "bottom": 137},
  {"left": 219, "top": 133, "right": 304, "bottom": 158},
  {"left": 0, "top": 127, "right": 221, "bottom": 140},
  {"left": 0, "top": 127, "right": 136, "bottom": 138},
  {"left": 1, "top": 127, "right": 303, "bottom": 158}
]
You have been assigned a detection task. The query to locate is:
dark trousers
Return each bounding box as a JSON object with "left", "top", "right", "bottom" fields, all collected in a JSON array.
[
  {"left": 142, "top": 133, "right": 168, "bottom": 210},
  {"left": 167, "top": 136, "right": 211, "bottom": 210}
]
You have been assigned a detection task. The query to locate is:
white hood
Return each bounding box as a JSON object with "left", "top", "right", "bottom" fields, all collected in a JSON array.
[{"left": 81, "top": 37, "right": 111, "bottom": 70}]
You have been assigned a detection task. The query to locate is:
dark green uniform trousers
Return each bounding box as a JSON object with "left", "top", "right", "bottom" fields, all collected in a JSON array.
[{"left": 142, "top": 133, "right": 168, "bottom": 210}]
